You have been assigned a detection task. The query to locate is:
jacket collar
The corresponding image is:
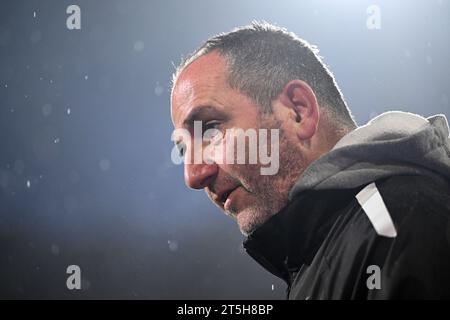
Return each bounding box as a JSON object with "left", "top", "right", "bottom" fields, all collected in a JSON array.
[{"left": 243, "top": 188, "right": 359, "bottom": 285}]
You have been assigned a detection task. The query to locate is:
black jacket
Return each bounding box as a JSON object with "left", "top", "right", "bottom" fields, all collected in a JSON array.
[{"left": 244, "top": 174, "right": 450, "bottom": 299}]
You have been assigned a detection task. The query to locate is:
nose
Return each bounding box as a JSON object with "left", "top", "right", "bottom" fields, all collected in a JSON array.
[{"left": 184, "top": 163, "right": 218, "bottom": 189}]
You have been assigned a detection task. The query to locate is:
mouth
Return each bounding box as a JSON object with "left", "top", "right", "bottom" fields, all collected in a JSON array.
[{"left": 219, "top": 186, "right": 239, "bottom": 207}]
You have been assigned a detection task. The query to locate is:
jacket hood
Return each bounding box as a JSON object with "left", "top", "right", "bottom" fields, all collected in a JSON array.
[{"left": 290, "top": 111, "right": 450, "bottom": 199}]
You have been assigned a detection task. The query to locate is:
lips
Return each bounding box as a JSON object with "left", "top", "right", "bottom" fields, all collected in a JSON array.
[{"left": 218, "top": 186, "right": 239, "bottom": 207}]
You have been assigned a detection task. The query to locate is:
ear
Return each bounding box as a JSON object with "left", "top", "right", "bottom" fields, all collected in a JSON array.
[{"left": 276, "top": 79, "right": 320, "bottom": 140}]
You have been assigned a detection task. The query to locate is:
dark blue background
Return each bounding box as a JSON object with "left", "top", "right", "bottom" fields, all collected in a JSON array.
[{"left": 0, "top": 0, "right": 448, "bottom": 299}]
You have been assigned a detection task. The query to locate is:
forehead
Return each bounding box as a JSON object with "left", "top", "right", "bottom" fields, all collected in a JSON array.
[{"left": 171, "top": 52, "right": 230, "bottom": 127}]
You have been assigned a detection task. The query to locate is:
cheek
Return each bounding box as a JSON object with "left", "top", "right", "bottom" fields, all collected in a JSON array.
[{"left": 226, "top": 163, "right": 266, "bottom": 191}]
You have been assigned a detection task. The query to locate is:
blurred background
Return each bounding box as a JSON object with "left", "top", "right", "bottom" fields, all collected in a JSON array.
[{"left": 0, "top": 0, "right": 448, "bottom": 299}]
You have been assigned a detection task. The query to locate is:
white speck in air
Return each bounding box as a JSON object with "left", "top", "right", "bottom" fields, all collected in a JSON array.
[
  {"left": 42, "top": 103, "right": 52, "bottom": 117},
  {"left": 26, "top": 180, "right": 31, "bottom": 188},
  {"left": 154, "top": 82, "right": 164, "bottom": 96},
  {"left": 54, "top": 138, "right": 60, "bottom": 144},
  {"left": 271, "top": 284, "right": 275, "bottom": 291},
  {"left": 67, "top": 108, "right": 71, "bottom": 115},
  {"left": 99, "top": 158, "right": 111, "bottom": 172},
  {"left": 51, "top": 244, "right": 60, "bottom": 255},
  {"left": 168, "top": 240, "right": 178, "bottom": 252},
  {"left": 33, "top": 11, "right": 36, "bottom": 18},
  {"left": 133, "top": 41, "right": 145, "bottom": 52},
  {"left": 84, "top": 75, "right": 88, "bottom": 80}
]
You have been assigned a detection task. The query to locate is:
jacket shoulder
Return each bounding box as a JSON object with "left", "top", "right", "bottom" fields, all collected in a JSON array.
[
  {"left": 367, "top": 175, "right": 450, "bottom": 298},
  {"left": 375, "top": 174, "right": 450, "bottom": 226}
]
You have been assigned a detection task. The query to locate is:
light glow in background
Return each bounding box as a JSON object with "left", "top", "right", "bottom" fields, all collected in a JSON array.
[{"left": 0, "top": 0, "right": 449, "bottom": 299}]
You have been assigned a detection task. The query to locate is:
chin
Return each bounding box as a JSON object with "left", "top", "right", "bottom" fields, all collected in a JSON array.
[{"left": 236, "top": 206, "right": 272, "bottom": 236}]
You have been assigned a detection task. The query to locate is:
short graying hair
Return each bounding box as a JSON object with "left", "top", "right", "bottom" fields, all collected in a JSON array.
[{"left": 172, "top": 21, "right": 356, "bottom": 130}]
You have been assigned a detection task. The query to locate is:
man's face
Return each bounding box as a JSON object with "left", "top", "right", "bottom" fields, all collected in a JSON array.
[{"left": 171, "top": 52, "right": 303, "bottom": 236}]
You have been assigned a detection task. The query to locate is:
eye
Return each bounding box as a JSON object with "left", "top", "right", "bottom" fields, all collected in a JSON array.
[
  {"left": 176, "top": 141, "right": 186, "bottom": 158},
  {"left": 203, "top": 120, "right": 221, "bottom": 131},
  {"left": 203, "top": 120, "right": 223, "bottom": 143}
]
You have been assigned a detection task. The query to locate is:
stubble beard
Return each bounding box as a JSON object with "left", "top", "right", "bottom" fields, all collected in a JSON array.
[{"left": 232, "top": 124, "right": 305, "bottom": 237}]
